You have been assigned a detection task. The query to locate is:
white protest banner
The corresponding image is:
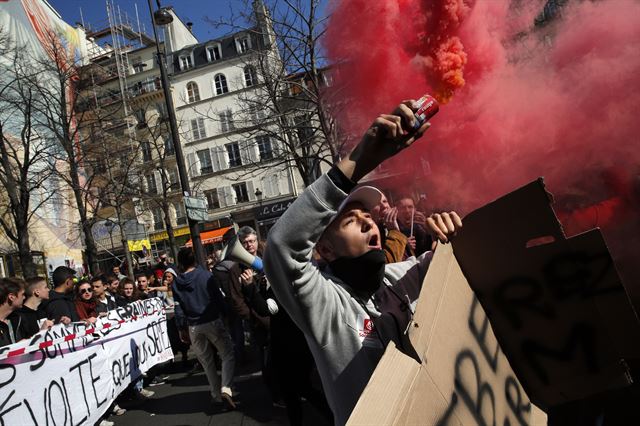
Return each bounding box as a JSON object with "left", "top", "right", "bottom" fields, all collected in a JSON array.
[{"left": 0, "top": 298, "right": 173, "bottom": 425}]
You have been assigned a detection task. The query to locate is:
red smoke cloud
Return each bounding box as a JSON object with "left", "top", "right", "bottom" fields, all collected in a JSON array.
[{"left": 326, "top": 0, "right": 640, "bottom": 302}]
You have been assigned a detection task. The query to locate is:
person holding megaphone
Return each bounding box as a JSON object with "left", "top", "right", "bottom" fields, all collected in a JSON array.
[{"left": 215, "top": 228, "right": 271, "bottom": 363}]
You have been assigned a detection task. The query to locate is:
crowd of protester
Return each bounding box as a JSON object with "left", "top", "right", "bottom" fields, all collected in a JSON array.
[
  {"left": 0, "top": 258, "right": 179, "bottom": 425},
  {"left": 0, "top": 99, "right": 462, "bottom": 426}
]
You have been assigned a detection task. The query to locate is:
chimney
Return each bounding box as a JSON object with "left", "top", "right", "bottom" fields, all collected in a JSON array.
[{"left": 186, "top": 22, "right": 193, "bottom": 33}]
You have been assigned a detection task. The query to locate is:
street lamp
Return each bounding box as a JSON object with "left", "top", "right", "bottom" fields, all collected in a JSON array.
[
  {"left": 255, "top": 188, "right": 263, "bottom": 205},
  {"left": 147, "top": 0, "right": 206, "bottom": 266}
]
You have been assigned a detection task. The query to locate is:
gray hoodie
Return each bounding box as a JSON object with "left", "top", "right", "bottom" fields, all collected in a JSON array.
[{"left": 264, "top": 173, "right": 432, "bottom": 425}]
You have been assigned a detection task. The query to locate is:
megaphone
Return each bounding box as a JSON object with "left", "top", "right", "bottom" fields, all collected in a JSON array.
[{"left": 221, "top": 235, "right": 263, "bottom": 272}]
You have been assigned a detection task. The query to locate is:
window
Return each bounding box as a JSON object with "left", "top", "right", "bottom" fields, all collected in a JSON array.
[
  {"left": 179, "top": 54, "right": 193, "bottom": 70},
  {"left": 244, "top": 65, "right": 257, "bottom": 87},
  {"left": 174, "top": 202, "right": 187, "bottom": 225},
  {"left": 205, "top": 189, "right": 220, "bottom": 209},
  {"left": 232, "top": 182, "right": 249, "bottom": 203},
  {"left": 164, "top": 136, "right": 175, "bottom": 156},
  {"left": 153, "top": 208, "right": 163, "bottom": 231},
  {"left": 214, "top": 74, "right": 228, "bottom": 95},
  {"left": 141, "top": 141, "right": 152, "bottom": 161},
  {"left": 197, "top": 149, "right": 212, "bottom": 174},
  {"left": 262, "top": 173, "right": 281, "bottom": 197},
  {"left": 168, "top": 168, "right": 179, "bottom": 190},
  {"left": 145, "top": 174, "right": 157, "bottom": 194},
  {"left": 295, "top": 115, "right": 313, "bottom": 142},
  {"left": 236, "top": 36, "right": 250, "bottom": 54},
  {"left": 134, "top": 109, "right": 146, "bottom": 127},
  {"left": 257, "top": 135, "right": 273, "bottom": 161},
  {"left": 190, "top": 117, "right": 207, "bottom": 140},
  {"left": 132, "top": 62, "right": 146, "bottom": 73},
  {"left": 247, "top": 105, "right": 266, "bottom": 124},
  {"left": 219, "top": 109, "right": 234, "bottom": 133},
  {"left": 206, "top": 44, "right": 222, "bottom": 61},
  {"left": 186, "top": 82, "right": 200, "bottom": 103},
  {"left": 226, "top": 142, "right": 242, "bottom": 167},
  {"left": 156, "top": 102, "right": 168, "bottom": 121}
]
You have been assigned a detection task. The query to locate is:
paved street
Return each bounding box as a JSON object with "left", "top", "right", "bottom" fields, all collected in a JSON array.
[{"left": 113, "top": 354, "right": 332, "bottom": 426}]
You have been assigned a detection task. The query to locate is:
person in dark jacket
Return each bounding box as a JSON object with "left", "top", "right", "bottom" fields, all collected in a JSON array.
[
  {"left": 248, "top": 284, "right": 333, "bottom": 425},
  {"left": 93, "top": 276, "right": 117, "bottom": 314},
  {"left": 173, "top": 247, "right": 236, "bottom": 411},
  {"left": 11, "top": 276, "right": 53, "bottom": 339},
  {"left": 45, "top": 266, "right": 79, "bottom": 324},
  {"left": 0, "top": 277, "right": 25, "bottom": 347}
]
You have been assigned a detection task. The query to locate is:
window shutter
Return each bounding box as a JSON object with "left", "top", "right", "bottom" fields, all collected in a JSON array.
[
  {"left": 272, "top": 174, "right": 281, "bottom": 195},
  {"left": 285, "top": 171, "right": 294, "bottom": 194},
  {"left": 240, "top": 141, "right": 251, "bottom": 165},
  {"left": 263, "top": 175, "right": 272, "bottom": 198},
  {"left": 142, "top": 174, "right": 149, "bottom": 193},
  {"left": 247, "top": 180, "right": 256, "bottom": 201},
  {"left": 217, "top": 188, "right": 227, "bottom": 208},
  {"left": 270, "top": 137, "right": 280, "bottom": 157},
  {"left": 261, "top": 176, "right": 272, "bottom": 198},
  {"left": 224, "top": 186, "right": 235, "bottom": 206},
  {"left": 153, "top": 170, "right": 163, "bottom": 193},
  {"left": 210, "top": 147, "right": 221, "bottom": 172},
  {"left": 249, "top": 140, "right": 259, "bottom": 162},
  {"left": 213, "top": 188, "right": 221, "bottom": 208},
  {"left": 218, "top": 146, "right": 229, "bottom": 169},
  {"left": 187, "top": 153, "right": 199, "bottom": 177},
  {"left": 199, "top": 117, "right": 207, "bottom": 139}
]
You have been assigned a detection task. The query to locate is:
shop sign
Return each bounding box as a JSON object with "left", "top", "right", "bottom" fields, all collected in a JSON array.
[
  {"left": 254, "top": 198, "right": 296, "bottom": 221},
  {"left": 127, "top": 239, "right": 151, "bottom": 252},
  {"left": 150, "top": 226, "right": 190, "bottom": 242}
]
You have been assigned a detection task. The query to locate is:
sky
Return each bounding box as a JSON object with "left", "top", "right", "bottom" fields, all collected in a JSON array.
[{"left": 47, "top": 0, "right": 248, "bottom": 43}]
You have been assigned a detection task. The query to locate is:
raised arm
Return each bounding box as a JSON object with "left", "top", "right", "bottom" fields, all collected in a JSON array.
[{"left": 264, "top": 100, "right": 432, "bottom": 337}]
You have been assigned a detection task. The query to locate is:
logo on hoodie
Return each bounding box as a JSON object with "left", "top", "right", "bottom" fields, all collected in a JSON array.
[{"left": 357, "top": 314, "right": 374, "bottom": 338}]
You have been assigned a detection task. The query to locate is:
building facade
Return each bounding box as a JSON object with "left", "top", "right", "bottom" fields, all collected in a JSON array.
[{"left": 167, "top": 6, "right": 302, "bottom": 239}]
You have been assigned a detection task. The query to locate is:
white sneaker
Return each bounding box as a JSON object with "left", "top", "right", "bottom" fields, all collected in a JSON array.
[
  {"left": 139, "top": 388, "right": 155, "bottom": 398},
  {"left": 112, "top": 404, "right": 126, "bottom": 416},
  {"left": 99, "top": 420, "right": 114, "bottom": 426}
]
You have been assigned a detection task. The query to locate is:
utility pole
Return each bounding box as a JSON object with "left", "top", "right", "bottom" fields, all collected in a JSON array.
[{"left": 147, "top": 0, "right": 206, "bottom": 266}]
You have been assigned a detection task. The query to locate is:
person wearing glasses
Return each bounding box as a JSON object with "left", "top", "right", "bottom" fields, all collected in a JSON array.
[{"left": 74, "top": 280, "right": 98, "bottom": 323}]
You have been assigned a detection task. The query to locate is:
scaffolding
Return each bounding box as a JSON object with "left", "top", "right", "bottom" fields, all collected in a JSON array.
[{"left": 80, "top": 1, "right": 160, "bottom": 267}]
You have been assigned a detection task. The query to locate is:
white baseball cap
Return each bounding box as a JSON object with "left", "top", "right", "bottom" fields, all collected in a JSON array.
[{"left": 331, "top": 186, "right": 384, "bottom": 224}]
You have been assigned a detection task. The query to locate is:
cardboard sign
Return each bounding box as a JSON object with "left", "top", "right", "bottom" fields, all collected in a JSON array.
[
  {"left": 348, "top": 243, "right": 546, "bottom": 425},
  {"left": 453, "top": 179, "right": 640, "bottom": 409},
  {"left": 349, "top": 178, "right": 640, "bottom": 425}
]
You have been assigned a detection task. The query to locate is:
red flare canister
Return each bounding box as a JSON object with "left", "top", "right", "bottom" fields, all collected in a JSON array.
[{"left": 413, "top": 94, "right": 439, "bottom": 129}]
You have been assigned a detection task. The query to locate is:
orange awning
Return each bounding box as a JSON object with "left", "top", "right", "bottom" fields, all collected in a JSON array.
[{"left": 185, "top": 226, "right": 232, "bottom": 247}]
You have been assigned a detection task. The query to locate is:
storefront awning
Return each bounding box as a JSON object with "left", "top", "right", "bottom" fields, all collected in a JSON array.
[{"left": 185, "top": 226, "right": 232, "bottom": 247}]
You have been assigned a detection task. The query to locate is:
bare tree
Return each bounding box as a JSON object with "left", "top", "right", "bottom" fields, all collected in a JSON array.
[
  {"left": 26, "top": 29, "right": 152, "bottom": 276},
  {"left": 0, "top": 36, "right": 55, "bottom": 278},
  {"left": 202, "top": 0, "right": 345, "bottom": 187},
  {"left": 90, "top": 128, "right": 142, "bottom": 278},
  {"left": 133, "top": 101, "right": 181, "bottom": 262}
]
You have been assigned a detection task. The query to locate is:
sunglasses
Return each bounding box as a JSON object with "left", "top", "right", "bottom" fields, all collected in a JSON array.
[{"left": 80, "top": 288, "right": 92, "bottom": 294}]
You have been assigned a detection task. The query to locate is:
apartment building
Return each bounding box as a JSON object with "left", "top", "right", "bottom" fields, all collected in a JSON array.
[{"left": 168, "top": 5, "right": 302, "bottom": 238}]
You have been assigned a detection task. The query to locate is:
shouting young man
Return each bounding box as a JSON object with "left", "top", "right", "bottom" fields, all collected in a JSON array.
[{"left": 263, "top": 99, "right": 462, "bottom": 424}]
